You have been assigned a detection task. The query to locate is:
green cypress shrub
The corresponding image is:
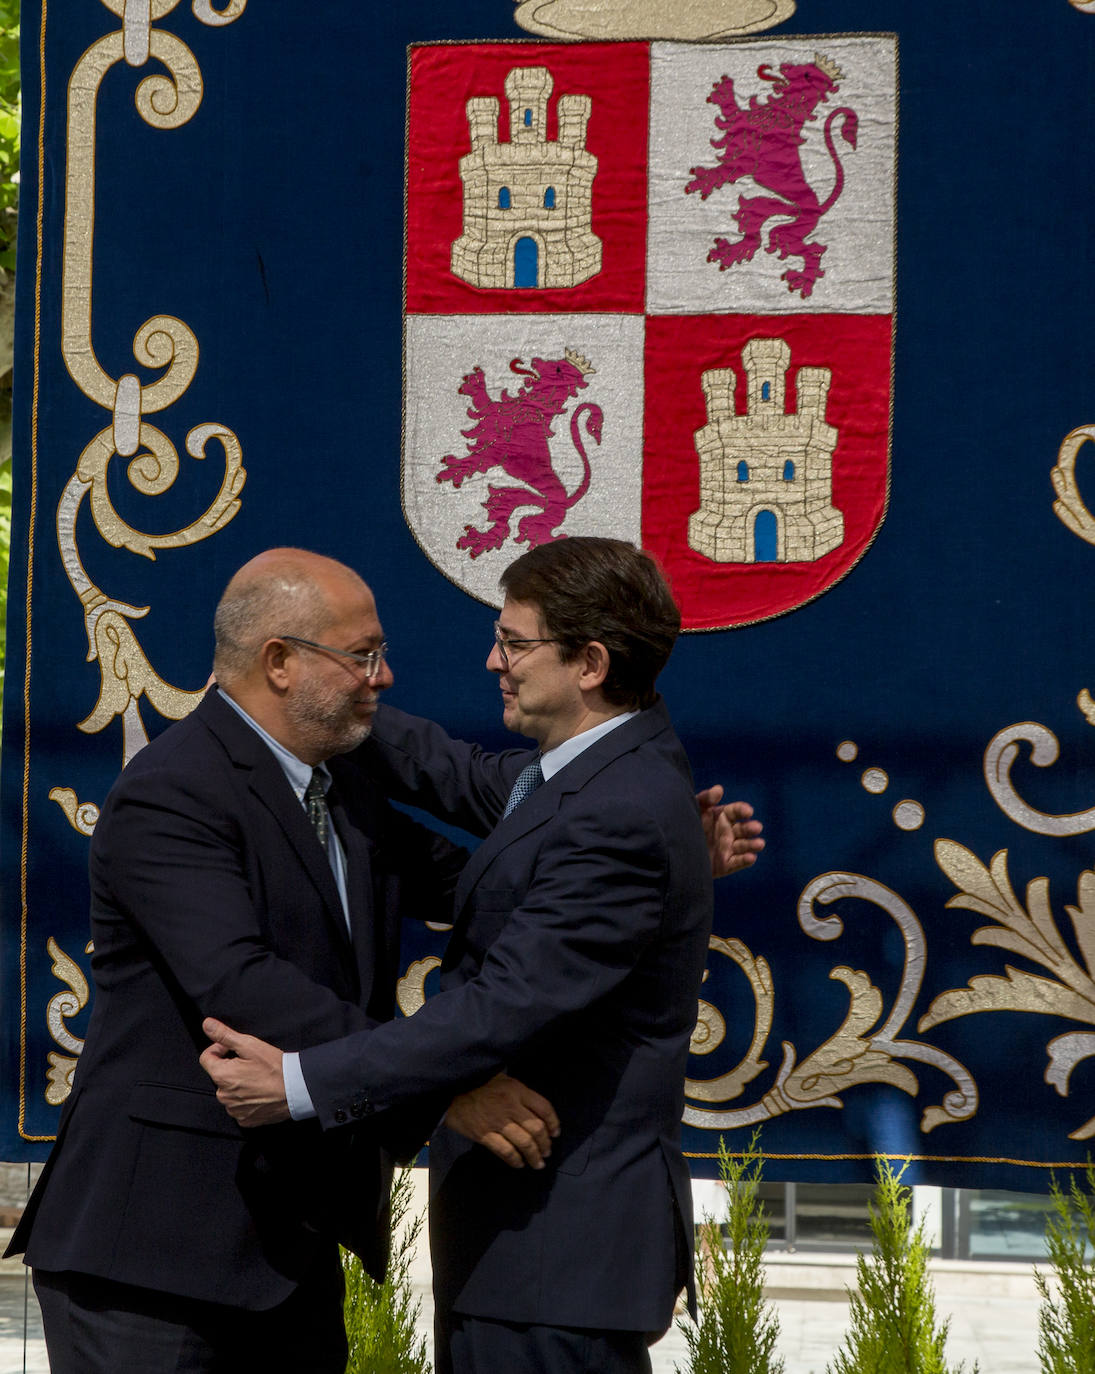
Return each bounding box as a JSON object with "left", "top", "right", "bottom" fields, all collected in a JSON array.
[
  {"left": 677, "top": 1131, "right": 784, "bottom": 1374},
  {"left": 342, "top": 1164, "right": 431, "bottom": 1374},
  {"left": 1035, "top": 1163, "right": 1095, "bottom": 1374},
  {"left": 827, "top": 1158, "right": 975, "bottom": 1374}
]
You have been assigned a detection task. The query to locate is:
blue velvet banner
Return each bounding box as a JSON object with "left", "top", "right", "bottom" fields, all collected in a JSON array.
[{"left": 2, "top": 0, "right": 1094, "bottom": 1187}]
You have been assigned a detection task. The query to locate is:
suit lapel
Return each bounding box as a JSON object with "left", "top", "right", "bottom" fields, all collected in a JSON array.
[
  {"left": 451, "top": 703, "right": 676, "bottom": 916},
  {"left": 453, "top": 779, "right": 547, "bottom": 910},
  {"left": 200, "top": 690, "right": 354, "bottom": 958}
]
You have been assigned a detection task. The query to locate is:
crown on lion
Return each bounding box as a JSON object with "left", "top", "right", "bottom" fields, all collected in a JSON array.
[
  {"left": 814, "top": 53, "right": 844, "bottom": 83},
  {"left": 565, "top": 347, "right": 596, "bottom": 376}
]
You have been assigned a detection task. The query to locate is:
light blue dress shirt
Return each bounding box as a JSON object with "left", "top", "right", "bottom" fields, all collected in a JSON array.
[{"left": 218, "top": 690, "right": 351, "bottom": 1121}]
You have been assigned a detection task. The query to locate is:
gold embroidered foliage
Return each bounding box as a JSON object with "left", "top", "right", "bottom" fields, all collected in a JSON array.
[
  {"left": 1066, "top": 868, "right": 1095, "bottom": 976},
  {"left": 920, "top": 967, "right": 1095, "bottom": 1031},
  {"left": 1052, "top": 423, "right": 1095, "bottom": 546},
  {"left": 919, "top": 841, "right": 1095, "bottom": 1031},
  {"left": 685, "top": 876, "right": 978, "bottom": 1135},
  {"left": 78, "top": 609, "right": 205, "bottom": 736},
  {"left": 921, "top": 842, "right": 1095, "bottom": 1138},
  {"left": 396, "top": 956, "right": 442, "bottom": 1018},
  {"left": 56, "top": 4, "right": 246, "bottom": 773},
  {"left": 917, "top": 840, "right": 1095, "bottom": 1143},
  {"left": 48, "top": 787, "right": 100, "bottom": 837},
  {"left": 44, "top": 938, "right": 90, "bottom": 1105},
  {"left": 779, "top": 966, "right": 919, "bottom": 1105},
  {"left": 45, "top": 1053, "right": 79, "bottom": 1107},
  {"left": 684, "top": 935, "right": 772, "bottom": 1104}
]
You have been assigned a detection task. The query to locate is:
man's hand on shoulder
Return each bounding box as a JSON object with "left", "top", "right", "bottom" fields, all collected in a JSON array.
[
  {"left": 444, "top": 1073, "right": 560, "bottom": 1170},
  {"left": 697, "top": 786, "right": 765, "bottom": 878},
  {"left": 200, "top": 1018, "right": 290, "bottom": 1127}
]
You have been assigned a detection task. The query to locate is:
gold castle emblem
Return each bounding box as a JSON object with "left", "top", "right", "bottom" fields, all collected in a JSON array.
[
  {"left": 689, "top": 337, "right": 845, "bottom": 565},
  {"left": 452, "top": 67, "right": 601, "bottom": 290}
]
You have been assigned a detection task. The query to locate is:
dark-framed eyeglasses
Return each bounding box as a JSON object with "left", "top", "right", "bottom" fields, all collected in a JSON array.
[
  {"left": 279, "top": 634, "right": 389, "bottom": 677},
  {"left": 493, "top": 621, "right": 562, "bottom": 668}
]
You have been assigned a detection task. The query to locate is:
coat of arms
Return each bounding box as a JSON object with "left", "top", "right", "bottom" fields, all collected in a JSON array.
[{"left": 404, "top": 36, "right": 894, "bottom": 629}]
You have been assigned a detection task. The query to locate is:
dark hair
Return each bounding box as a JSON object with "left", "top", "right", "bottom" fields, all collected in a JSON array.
[{"left": 500, "top": 538, "right": 680, "bottom": 709}]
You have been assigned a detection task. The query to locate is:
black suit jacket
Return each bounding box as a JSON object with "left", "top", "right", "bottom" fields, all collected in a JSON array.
[
  {"left": 301, "top": 700, "right": 713, "bottom": 1333},
  {"left": 9, "top": 687, "right": 463, "bottom": 1309}
]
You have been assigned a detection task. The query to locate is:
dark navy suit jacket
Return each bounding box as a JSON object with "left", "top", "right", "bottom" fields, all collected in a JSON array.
[
  {"left": 9, "top": 687, "right": 463, "bottom": 1309},
  {"left": 302, "top": 699, "right": 713, "bottom": 1334}
]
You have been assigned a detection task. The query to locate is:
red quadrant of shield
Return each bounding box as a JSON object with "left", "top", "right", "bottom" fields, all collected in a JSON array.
[
  {"left": 643, "top": 314, "right": 892, "bottom": 631},
  {"left": 406, "top": 42, "right": 649, "bottom": 315}
]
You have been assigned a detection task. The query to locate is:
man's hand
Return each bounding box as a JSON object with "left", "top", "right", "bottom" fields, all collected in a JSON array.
[
  {"left": 444, "top": 1073, "right": 561, "bottom": 1170},
  {"left": 697, "top": 786, "right": 765, "bottom": 878},
  {"left": 200, "top": 1018, "right": 290, "bottom": 1127}
]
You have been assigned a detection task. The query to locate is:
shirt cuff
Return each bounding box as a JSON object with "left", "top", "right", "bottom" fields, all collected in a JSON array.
[{"left": 283, "top": 1050, "right": 317, "bottom": 1121}]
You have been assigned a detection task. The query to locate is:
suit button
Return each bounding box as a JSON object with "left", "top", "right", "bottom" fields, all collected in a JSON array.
[
  {"left": 333, "top": 1108, "right": 348, "bottom": 1124},
  {"left": 351, "top": 1099, "right": 371, "bottom": 1119}
]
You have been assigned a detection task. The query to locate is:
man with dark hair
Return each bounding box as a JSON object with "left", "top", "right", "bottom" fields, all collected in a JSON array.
[
  {"left": 202, "top": 537, "right": 762, "bottom": 1374},
  {"left": 499, "top": 535, "right": 681, "bottom": 709}
]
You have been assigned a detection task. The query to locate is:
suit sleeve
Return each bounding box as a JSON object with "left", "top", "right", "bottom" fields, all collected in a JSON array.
[
  {"left": 91, "top": 767, "right": 372, "bottom": 1051},
  {"left": 300, "top": 794, "right": 681, "bottom": 1124},
  {"left": 368, "top": 796, "right": 467, "bottom": 929},
  {"left": 362, "top": 704, "right": 528, "bottom": 837}
]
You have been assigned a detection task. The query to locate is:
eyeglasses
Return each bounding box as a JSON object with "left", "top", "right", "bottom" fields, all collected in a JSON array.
[
  {"left": 493, "top": 621, "right": 562, "bottom": 668},
  {"left": 279, "top": 634, "right": 389, "bottom": 677}
]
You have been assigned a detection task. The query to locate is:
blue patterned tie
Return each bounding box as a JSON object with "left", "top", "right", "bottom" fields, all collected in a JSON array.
[{"left": 503, "top": 757, "right": 543, "bottom": 819}]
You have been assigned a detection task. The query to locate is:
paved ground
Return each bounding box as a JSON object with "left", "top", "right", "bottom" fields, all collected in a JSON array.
[
  {"left": 0, "top": 1277, "right": 46, "bottom": 1374},
  {"left": 652, "top": 1287, "right": 1042, "bottom": 1373},
  {"left": 0, "top": 1261, "right": 1042, "bottom": 1373}
]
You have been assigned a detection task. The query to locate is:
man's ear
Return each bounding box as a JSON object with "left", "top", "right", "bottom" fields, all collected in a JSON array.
[
  {"left": 260, "top": 638, "right": 293, "bottom": 691},
  {"left": 578, "top": 639, "right": 610, "bottom": 692}
]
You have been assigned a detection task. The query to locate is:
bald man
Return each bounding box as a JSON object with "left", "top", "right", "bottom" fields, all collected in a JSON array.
[{"left": 8, "top": 550, "right": 532, "bottom": 1372}]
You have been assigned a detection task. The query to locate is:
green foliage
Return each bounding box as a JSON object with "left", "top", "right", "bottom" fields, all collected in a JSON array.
[
  {"left": 677, "top": 1132, "right": 784, "bottom": 1374},
  {"left": 0, "top": 456, "right": 8, "bottom": 698},
  {"left": 1035, "top": 1163, "right": 1095, "bottom": 1374},
  {"left": 342, "top": 1165, "right": 431, "bottom": 1374},
  {"left": 0, "top": 0, "right": 16, "bottom": 720},
  {"left": 0, "top": 0, "right": 17, "bottom": 269},
  {"left": 827, "top": 1159, "right": 975, "bottom": 1374}
]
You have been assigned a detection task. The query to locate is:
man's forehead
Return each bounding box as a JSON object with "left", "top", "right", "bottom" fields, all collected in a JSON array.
[
  {"left": 320, "top": 576, "right": 384, "bottom": 637},
  {"left": 498, "top": 596, "right": 543, "bottom": 632},
  {"left": 336, "top": 600, "right": 384, "bottom": 638}
]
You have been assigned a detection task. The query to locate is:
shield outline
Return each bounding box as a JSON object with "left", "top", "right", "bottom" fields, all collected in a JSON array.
[{"left": 402, "top": 34, "right": 896, "bottom": 629}]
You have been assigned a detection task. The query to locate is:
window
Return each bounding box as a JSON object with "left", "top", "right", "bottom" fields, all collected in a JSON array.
[
  {"left": 761, "top": 381, "right": 771, "bottom": 401},
  {"left": 959, "top": 1190, "right": 1058, "bottom": 1261},
  {"left": 720, "top": 1182, "right": 1058, "bottom": 1263},
  {"left": 737, "top": 461, "right": 749, "bottom": 483},
  {"left": 498, "top": 187, "right": 511, "bottom": 210},
  {"left": 524, "top": 108, "right": 533, "bottom": 127},
  {"left": 544, "top": 186, "right": 556, "bottom": 209},
  {"left": 783, "top": 460, "right": 796, "bottom": 482}
]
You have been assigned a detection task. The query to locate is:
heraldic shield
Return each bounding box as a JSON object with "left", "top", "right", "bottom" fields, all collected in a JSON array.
[{"left": 404, "top": 37, "right": 895, "bottom": 629}]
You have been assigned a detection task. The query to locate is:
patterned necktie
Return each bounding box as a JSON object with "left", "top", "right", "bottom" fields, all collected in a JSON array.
[
  {"left": 304, "top": 767, "right": 331, "bottom": 849},
  {"left": 503, "top": 757, "right": 544, "bottom": 819}
]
